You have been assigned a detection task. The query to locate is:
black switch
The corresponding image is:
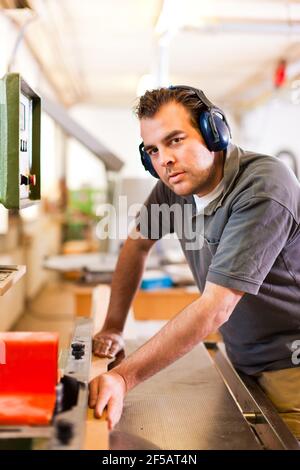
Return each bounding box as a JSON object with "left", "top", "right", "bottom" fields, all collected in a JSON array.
[{"left": 20, "top": 174, "right": 29, "bottom": 185}]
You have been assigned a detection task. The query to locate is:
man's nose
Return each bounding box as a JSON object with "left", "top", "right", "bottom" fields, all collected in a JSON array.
[{"left": 159, "top": 149, "right": 176, "bottom": 167}]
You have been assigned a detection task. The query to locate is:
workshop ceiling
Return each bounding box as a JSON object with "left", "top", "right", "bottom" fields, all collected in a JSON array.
[{"left": 3, "top": 0, "right": 300, "bottom": 111}]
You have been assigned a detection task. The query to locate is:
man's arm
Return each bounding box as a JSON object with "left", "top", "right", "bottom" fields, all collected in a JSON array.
[
  {"left": 93, "top": 228, "right": 156, "bottom": 358},
  {"left": 89, "top": 281, "right": 244, "bottom": 429}
]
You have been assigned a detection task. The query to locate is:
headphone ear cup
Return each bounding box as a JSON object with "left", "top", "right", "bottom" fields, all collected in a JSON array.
[
  {"left": 199, "top": 111, "right": 230, "bottom": 152},
  {"left": 140, "top": 147, "right": 160, "bottom": 179}
]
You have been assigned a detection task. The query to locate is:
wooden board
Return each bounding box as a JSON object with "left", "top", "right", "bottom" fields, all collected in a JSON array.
[
  {"left": 84, "top": 355, "right": 110, "bottom": 450},
  {"left": 84, "top": 285, "right": 111, "bottom": 449},
  {"left": 0, "top": 265, "right": 26, "bottom": 296},
  {"left": 84, "top": 407, "right": 109, "bottom": 450}
]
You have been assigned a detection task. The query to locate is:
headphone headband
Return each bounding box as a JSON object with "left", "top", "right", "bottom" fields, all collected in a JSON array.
[{"left": 169, "top": 85, "right": 216, "bottom": 110}]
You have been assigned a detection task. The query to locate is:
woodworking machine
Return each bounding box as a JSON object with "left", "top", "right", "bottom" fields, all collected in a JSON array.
[{"left": 0, "top": 318, "right": 93, "bottom": 450}]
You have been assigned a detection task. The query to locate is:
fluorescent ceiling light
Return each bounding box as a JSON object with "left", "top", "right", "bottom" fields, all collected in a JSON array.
[
  {"left": 155, "top": 0, "right": 300, "bottom": 35},
  {"left": 155, "top": 0, "right": 189, "bottom": 36}
]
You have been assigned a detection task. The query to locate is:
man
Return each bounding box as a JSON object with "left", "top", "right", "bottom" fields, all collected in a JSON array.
[{"left": 90, "top": 86, "right": 300, "bottom": 437}]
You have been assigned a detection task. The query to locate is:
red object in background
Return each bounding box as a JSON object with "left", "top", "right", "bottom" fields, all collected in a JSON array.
[
  {"left": 0, "top": 332, "right": 58, "bottom": 425},
  {"left": 274, "top": 59, "right": 287, "bottom": 88}
]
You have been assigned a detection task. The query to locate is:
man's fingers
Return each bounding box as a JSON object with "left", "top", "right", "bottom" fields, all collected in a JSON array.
[
  {"left": 101, "top": 341, "right": 112, "bottom": 357},
  {"left": 107, "top": 396, "right": 123, "bottom": 430},
  {"left": 95, "top": 389, "right": 110, "bottom": 419},
  {"left": 95, "top": 338, "right": 112, "bottom": 349},
  {"left": 93, "top": 347, "right": 109, "bottom": 358},
  {"left": 88, "top": 372, "right": 126, "bottom": 430},
  {"left": 107, "top": 342, "right": 122, "bottom": 358},
  {"left": 106, "top": 337, "right": 125, "bottom": 359},
  {"left": 92, "top": 332, "right": 124, "bottom": 359},
  {"left": 88, "top": 378, "right": 99, "bottom": 408},
  {"left": 93, "top": 338, "right": 113, "bottom": 357}
]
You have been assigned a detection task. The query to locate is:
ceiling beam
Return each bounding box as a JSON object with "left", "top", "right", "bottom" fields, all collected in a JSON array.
[
  {"left": 2, "top": 8, "right": 84, "bottom": 106},
  {"left": 42, "top": 95, "right": 124, "bottom": 172}
]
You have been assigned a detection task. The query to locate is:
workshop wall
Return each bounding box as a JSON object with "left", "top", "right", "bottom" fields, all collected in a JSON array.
[
  {"left": 240, "top": 96, "right": 300, "bottom": 178},
  {"left": 70, "top": 105, "right": 148, "bottom": 178}
]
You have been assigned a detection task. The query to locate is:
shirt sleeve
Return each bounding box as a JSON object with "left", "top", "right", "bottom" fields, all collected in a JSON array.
[
  {"left": 135, "top": 180, "right": 175, "bottom": 239},
  {"left": 207, "top": 196, "right": 295, "bottom": 294}
]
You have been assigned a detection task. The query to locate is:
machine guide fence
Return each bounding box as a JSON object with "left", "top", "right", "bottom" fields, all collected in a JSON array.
[{"left": 0, "top": 318, "right": 93, "bottom": 450}]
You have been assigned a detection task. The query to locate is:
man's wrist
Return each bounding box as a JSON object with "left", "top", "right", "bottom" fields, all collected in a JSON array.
[
  {"left": 112, "top": 365, "right": 134, "bottom": 393},
  {"left": 102, "top": 323, "right": 123, "bottom": 334}
]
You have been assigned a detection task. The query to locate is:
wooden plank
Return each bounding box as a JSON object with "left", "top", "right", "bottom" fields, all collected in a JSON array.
[
  {"left": 84, "top": 407, "right": 109, "bottom": 450},
  {"left": 0, "top": 265, "right": 26, "bottom": 296},
  {"left": 84, "top": 355, "right": 110, "bottom": 450},
  {"left": 83, "top": 285, "right": 111, "bottom": 449}
]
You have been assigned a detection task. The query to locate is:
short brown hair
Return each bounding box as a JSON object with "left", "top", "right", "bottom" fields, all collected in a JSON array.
[{"left": 134, "top": 87, "right": 205, "bottom": 131}]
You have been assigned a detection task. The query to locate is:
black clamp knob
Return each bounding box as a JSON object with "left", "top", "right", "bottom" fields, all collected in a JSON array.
[
  {"left": 56, "top": 420, "right": 73, "bottom": 445},
  {"left": 71, "top": 342, "right": 85, "bottom": 351},
  {"left": 72, "top": 350, "right": 85, "bottom": 360},
  {"left": 71, "top": 342, "right": 85, "bottom": 360}
]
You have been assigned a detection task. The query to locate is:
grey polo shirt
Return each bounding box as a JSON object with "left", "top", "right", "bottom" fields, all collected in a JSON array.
[{"left": 138, "top": 143, "right": 300, "bottom": 375}]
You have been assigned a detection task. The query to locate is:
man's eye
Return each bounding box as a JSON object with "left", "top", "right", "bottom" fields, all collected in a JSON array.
[
  {"left": 171, "top": 137, "right": 183, "bottom": 144},
  {"left": 149, "top": 148, "right": 158, "bottom": 157}
]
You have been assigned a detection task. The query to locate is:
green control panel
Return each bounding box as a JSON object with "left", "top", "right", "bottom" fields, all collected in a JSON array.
[{"left": 0, "top": 73, "right": 41, "bottom": 209}]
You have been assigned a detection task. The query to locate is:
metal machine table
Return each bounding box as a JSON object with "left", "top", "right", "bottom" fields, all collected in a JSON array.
[{"left": 111, "top": 340, "right": 261, "bottom": 450}]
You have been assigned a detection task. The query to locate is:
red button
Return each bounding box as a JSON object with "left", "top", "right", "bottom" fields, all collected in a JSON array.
[{"left": 29, "top": 174, "right": 36, "bottom": 186}]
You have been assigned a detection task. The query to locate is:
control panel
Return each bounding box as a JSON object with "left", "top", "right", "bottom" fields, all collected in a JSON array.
[{"left": 0, "top": 73, "right": 41, "bottom": 209}]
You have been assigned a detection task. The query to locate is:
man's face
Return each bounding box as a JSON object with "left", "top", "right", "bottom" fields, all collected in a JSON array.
[{"left": 140, "top": 101, "right": 222, "bottom": 197}]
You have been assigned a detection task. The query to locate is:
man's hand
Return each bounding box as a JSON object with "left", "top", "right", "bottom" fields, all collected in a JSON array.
[
  {"left": 89, "top": 371, "right": 126, "bottom": 430},
  {"left": 93, "top": 328, "right": 125, "bottom": 359}
]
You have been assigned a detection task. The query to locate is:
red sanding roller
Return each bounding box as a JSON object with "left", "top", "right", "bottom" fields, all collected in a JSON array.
[{"left": 0, "top": 332, "right": 58, "bottom": 425}]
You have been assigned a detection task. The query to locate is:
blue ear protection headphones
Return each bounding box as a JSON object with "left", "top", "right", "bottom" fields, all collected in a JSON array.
[{"left": 139, "top": 85, "right": 231, "bottom": 179}]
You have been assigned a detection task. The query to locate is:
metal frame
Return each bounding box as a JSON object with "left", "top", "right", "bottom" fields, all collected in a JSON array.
[{"left": 206, "top": 342, "right": 300, "bottom": 450}]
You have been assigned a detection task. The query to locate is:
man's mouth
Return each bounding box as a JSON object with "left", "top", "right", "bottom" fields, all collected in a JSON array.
[{"left": 168, "top": 171, "right": 185, "bottom": 183}]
